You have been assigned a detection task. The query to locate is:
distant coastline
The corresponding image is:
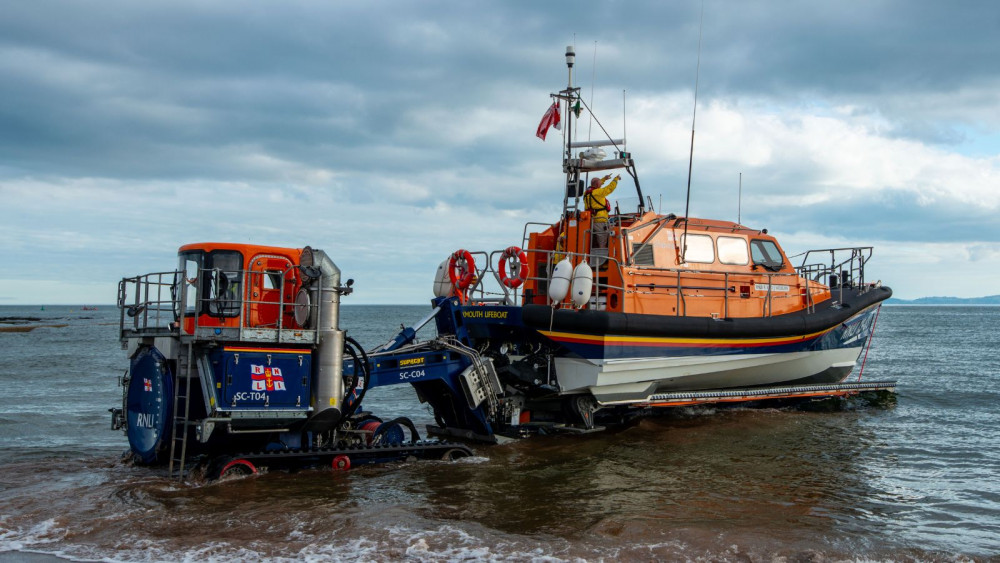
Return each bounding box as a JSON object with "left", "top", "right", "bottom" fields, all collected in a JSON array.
[{"left": 885, "top": 295, "right": 1000, "bottom": 305}]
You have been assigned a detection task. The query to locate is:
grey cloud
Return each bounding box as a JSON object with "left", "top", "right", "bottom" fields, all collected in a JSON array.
[{"left": 5, "top": 0, "right": 998, "bottom": 182}]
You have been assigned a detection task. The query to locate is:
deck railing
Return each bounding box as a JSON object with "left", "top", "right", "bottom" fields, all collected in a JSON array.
[{"left": 452, "top": 240, "right": 879, "bottom": 319}]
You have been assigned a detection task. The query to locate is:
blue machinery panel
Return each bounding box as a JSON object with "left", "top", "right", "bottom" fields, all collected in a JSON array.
[{"left": 209, "top": 347, "right": 312, "bottom": 411}]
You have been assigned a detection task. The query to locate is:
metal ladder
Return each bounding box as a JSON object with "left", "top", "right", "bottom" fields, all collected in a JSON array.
[{"left": 168, "top": 342, "right": 196, "bottom": 480}]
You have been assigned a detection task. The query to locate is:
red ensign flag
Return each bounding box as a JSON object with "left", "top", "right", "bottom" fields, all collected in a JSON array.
[{"left": 535, "top": 101, "right": 561, "bottom": 140}]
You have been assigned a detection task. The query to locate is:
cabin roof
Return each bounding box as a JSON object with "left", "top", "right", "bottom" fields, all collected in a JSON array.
[{"left": 177, "top": 242, "right": 304, "bottom": 258}]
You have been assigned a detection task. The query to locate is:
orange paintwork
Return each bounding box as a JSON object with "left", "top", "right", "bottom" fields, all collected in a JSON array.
[
  {"left": 522, "top": 211, "right": 832, "bottom": 319},
  {"left": 178, "top": 242, "right": 304, "bottom": 261},
  {"left": 177, "top": 243, "right": 306, "bottom": 333}
]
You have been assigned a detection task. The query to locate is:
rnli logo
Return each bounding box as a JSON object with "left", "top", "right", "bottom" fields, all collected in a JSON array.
[
  {"left": 399, "top": 357, "right": 425, "bottom": 367},
  {"left": 135, "top": 413, "right": 155, "bottom": 428},
  {"left": 250, "top": 364, "right": 286, "bottom": 392}
]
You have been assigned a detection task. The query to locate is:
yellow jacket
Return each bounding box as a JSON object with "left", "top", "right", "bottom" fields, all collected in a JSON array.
[{"left": 584, "top": 175, "right": 619, "bottom": 223}]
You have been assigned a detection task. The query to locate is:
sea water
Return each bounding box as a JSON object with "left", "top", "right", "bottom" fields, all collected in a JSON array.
[{"left": 0, "top": 304, "right": 998, "bottom": 561}]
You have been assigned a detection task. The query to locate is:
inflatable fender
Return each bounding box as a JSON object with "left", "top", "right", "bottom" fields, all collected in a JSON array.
[
  {"left": 548, "top": 258, "right": 573, "bottom": 304},
  {"left": 571, "top": 261, "right": 594, "bottom": 308},
  {"left": 433, "top": 259, "right": 452, "bottom": 298}
]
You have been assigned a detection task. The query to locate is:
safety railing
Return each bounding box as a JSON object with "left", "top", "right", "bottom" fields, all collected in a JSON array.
[
  {"left": 793, "top": 247, "right": 871, "bottom": 285},
  {"left": 447, "top": 246, "right": 626, "bottom": 310},
  {"left": 118, "top": 266, "right": 321, "bottom": 345},
  {"left": 620, "top": 265, "right": 817, "bottom": 317},
  {"left": 792, "top": 246, "right": 876, "bottom": 306},
  {"left": 434, "top": 243, "right": 879, "bottom": 317},
  {"left": 118, "top": 270, "right": 179, "bottom": 337}
]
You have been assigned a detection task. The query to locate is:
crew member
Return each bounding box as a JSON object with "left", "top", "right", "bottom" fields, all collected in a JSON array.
[{"left": 585, "top": 174, "right": 620, "bottom": 248}]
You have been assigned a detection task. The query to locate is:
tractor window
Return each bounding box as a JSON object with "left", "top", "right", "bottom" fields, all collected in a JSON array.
[
  {"left": 206, "top": 251, "right": 243, "bottom": 317},
  {"left": 263, "top": 271, "right": 284, "bottom": 290},
  {"left": 182, "top": 256, "right": 200, "bottom": 314},
  {"left": 750, "top": 239, "right": 784, "bottom": 271},
  {"left": 174, "top": 252, "right": 202, "bottom": 317}
]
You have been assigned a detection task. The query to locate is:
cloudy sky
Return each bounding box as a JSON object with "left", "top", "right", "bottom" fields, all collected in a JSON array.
[{"left": 2, "top": 0, "right": 998, "bottom": 305}]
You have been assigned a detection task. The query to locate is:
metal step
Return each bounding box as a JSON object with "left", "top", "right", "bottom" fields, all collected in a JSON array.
[{"left": 599, "top": 380, "right": 897, "bottom": 407}]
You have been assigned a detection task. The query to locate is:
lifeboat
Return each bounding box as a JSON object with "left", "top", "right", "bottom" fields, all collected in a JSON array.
[{"left": 426, "top": 47, "right": 892, "bottom": 412}]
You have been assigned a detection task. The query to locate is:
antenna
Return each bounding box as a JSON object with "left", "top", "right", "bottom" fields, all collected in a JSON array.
[
  {"left": 738, "top": 172, "right": 742, "bottom": 225},
  {"left": 566, "top": 44, "right": 575, "bottom": 162},
  {"left": 560, "top": 44, "right": 577, "bottom": 219},
  {"left": 622, "top": 89, "right": 627, "bottom": 155},
  {"left": 588, "top": 41, "right": 597, "bottom": 141},
  {"left": 681, "top": 1, "right": 704, "bottom": 263}
]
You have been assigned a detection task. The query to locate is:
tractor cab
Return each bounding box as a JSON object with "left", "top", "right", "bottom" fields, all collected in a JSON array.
[{"left": 173, "top": 243, "right": 307, "bottom": 334}]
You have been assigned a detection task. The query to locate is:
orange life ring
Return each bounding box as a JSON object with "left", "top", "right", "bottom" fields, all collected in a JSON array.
[
  {"left": 498, "top": 246, "right": 528, "bottom": 289},
  {"left": 448, "top": 249, "right": 476, "bottom": 290}
]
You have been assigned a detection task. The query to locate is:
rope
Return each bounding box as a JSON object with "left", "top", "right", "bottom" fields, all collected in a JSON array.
[{"left": 857, "top": 305, "right": 882, "bottom": 381}]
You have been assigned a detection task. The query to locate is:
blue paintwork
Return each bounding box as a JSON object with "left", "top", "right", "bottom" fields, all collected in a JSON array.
[
  {"left": 126, "top": 346, "right": 173, "bottom": 464},
  {"left": 353, "top": 298, "right": 496, "bottom": 438},
  {"left": 209, "top": 348, "right": 312, "bottom": 411},
  {"left": 548, "top": 305, "right": 881, "bottom": 361}
]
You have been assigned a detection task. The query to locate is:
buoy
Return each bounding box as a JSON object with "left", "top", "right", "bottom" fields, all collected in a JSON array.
[
  {"left": 448, "top": 249, "right": 476, "bottom": 290},
  {"left": 498, "top": 246, "right": 529, "bottom": 289},
  {"left": 548, "top": 258, "right": 572, "bottom": 304},
  {"left": 571, "top": 261, "right": 594, "bottom": 308},
  {"left": 433, "top": 259, "right": 452, "bottom": 298}
]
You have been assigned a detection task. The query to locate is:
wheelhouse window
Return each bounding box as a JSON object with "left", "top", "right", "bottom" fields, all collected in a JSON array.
[
  {"left": 750, "top": 239, "right": 784, "bottom": 271},
  {"left": 717, "top": 236, "right": 749, "bottom": 265},
  {"left": 680, "top": 234, "right": 714, "bottom": 264}
]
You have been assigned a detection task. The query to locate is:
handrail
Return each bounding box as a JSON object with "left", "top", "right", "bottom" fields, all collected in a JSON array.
[
  {"left": 449, "top": 246, "right": 627, "bottom": 310},
  {"left": 118, "top": 266, "right": 321, "bottom": 345}
]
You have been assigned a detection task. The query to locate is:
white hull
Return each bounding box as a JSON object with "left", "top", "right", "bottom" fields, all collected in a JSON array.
[{"left": 555, "top": 346, "right": 865, "bottom": 403}]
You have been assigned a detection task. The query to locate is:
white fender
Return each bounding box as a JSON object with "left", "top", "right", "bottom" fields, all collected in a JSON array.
[
  {"left": 433, "top": 259, "right": 452, "bottom": 298},
  {"left": 547, "top": 258, "right": 573, "bottom": 304},
  {"left": 571, "top": 261, "right": 594, "bottom": 308}
]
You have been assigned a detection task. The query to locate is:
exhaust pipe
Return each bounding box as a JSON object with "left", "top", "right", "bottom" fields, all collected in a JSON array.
[{"left": 305, "top": 248, "right": 345, "bottom": 432}]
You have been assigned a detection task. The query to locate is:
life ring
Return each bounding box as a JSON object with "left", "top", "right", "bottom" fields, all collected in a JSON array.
[
  {"left": 448, "top": 249, "right": 476, "bottom": 290},
  {"left": 498, "top": 246, "right": 528, "bottom": 289}
]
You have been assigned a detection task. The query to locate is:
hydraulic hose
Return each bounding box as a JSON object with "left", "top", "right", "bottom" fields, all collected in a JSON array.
[
  {"left": 341, "top": 336, "right": 370, "bottom": 419},
  {"left": 372, "top": 416, "right": 421, "bottom": 445}
]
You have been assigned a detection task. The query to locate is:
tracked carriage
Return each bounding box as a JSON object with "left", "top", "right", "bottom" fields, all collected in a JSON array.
[{"left": 113, "top": 243, "right": 472, "bottom": 479}]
